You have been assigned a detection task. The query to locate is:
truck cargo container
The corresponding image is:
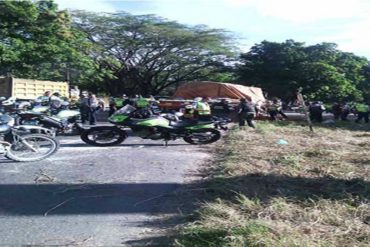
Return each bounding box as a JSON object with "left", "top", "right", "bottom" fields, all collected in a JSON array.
[{"left": 0, "top": 76, "right": 69, "bottom": 100}]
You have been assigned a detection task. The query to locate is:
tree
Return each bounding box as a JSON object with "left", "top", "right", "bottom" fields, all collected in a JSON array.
[
  {"left": 0, "top": 0, "right": 95, "bottom": 83},
  {"left": 72, "top": 11, "right": 237, "bottom": 95},
  {"left": 237, "top": 40, "right": 307, "bottom": 99},
  {"left": 237, "top": 40, "right": 370, "bottom": 101}
]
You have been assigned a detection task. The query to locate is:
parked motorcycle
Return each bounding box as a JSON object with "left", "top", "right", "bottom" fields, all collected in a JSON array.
[
  {"left": 80, "top": 105, "right": 222, "bottom": 146},
  {"left": 15, "top": 105, "right": 83, "bottom": 135},
  {"left": 0, "top": 97, "right": 32, "bottom": 114},
  {"left": 0, "top": 114, "right": 59, "bottom": 162}
]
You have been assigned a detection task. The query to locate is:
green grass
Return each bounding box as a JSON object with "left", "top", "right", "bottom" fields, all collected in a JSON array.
[{"left": 174, "top": 121, "right": 370, "bottom": 247}]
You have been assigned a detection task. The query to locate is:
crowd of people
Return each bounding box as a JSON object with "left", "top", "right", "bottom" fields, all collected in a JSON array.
[
  {"left": 106, "top": 94, "right": 370, "bottom": 129},
  {"left": 19, "top": 91, "right": 370, "bottom": 128},
  {"left": 34, "top": 90, "right": 104, "bottom": 125},
  {"left": 306, "top": 101, "right": 370, "bottom": 124}
]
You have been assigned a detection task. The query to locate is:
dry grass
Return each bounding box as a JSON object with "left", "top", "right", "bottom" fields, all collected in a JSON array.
[{"left": 175, "top": 121, "right": 370, "bottom": 246}]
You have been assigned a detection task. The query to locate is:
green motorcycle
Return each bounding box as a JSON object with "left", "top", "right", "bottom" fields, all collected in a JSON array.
[{"left": 80, "top": 105, "right": 221, "bottom": 146}]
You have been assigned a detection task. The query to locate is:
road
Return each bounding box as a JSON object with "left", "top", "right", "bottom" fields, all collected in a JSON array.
[{"left": 0, "top": 133, "right": 211, "bottom": 246}]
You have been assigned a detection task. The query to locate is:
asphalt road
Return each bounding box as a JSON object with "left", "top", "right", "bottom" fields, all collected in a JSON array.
[{"left": 0, "top": 132, "right": 211, "bottom": 246}]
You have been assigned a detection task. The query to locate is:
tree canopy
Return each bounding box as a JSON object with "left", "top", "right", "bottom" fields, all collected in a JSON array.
[
  {"left": 237, "top": 40, "right": 370, "bottom": 101},
  {"left": 0, "top": 0, "right": 95, "bottom": 83},
  {"left": 72, "top": 11, "right": 237, "bottom": 96},
  {"left": 1, "top": 1, "right": 369, "bottom": 101}
]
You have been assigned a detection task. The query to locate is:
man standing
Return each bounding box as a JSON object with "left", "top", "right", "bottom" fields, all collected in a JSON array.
[
  {"left": 238, "top": 98, "right": 257, "bottom": 128},
  {"left": 87, "top": 93, "right": 104, "bottom": 125},
  {"left": 309, "top": 101, "right": 325, "bottom": 122},
  {"left": 79, "top": 91, "right": 90, "bottom": 124}
]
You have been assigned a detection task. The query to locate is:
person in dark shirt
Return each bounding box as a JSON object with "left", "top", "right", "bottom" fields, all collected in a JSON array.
[
  {"left": 309, "top": 101, "right": 325, "bottom": 122},
  {"left": 237, "top": 98, "right": 257, "bottom": 128}
]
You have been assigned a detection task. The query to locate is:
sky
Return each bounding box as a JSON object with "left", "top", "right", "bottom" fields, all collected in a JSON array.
[{"left": 55, "top": 0, "right": 370, "bottom": 59}]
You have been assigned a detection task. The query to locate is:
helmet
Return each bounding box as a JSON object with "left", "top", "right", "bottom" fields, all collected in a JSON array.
[
  {"left": 175, "top": 112, "right": 184, "bottom": 117},
  {"left": 194, "top": 97, "right": 202, "bottom": 102}
]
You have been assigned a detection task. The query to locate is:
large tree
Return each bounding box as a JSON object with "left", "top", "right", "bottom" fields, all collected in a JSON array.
[
  {"left": 0, "top": 0, "right": 95, "bottom": 83},
  {"left": 237, "top": 40, "right": 370, "bottom": 101},
  {"left": 72, "top": 11, "right": 237, "bottom": 96}
]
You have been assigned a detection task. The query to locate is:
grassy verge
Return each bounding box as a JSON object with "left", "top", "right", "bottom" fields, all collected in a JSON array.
[{"left": 174, "top": 121, "right": 370, "bottom": 247}]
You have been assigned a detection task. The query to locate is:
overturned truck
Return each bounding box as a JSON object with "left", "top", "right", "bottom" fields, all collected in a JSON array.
[{"left": 158, "top": 81, "right": 265, "bottom": 111}]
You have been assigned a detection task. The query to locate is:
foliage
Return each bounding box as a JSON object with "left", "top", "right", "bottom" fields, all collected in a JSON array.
[
  {"left": 72, "top": 11, "right": 237, "bottom": 96},
  {"left": 0, "top": 0, "right": 96, "bottom": 83},
  {"left": 237, "top": 40, "right": 370, "bottom": 101}
]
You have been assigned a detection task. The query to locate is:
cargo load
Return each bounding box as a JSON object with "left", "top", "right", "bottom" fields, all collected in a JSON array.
[{"left": 173, "top": 81, "right": 265, "bottom": 103}]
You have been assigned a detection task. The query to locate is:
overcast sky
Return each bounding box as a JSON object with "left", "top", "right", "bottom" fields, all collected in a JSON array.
[{"left": 55, "top": 0, "right": 370, "bottom": 59}]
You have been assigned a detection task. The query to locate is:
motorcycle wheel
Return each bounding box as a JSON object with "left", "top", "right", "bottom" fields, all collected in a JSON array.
[
  {"left": 183, "top": 128, "right": 221, "bottom": 145},
  {"left": 80, "top": 126, "right": 126, "bottom": 146},
  {"left": 5, "top": 134, "right": 59, "bottom": 162}
]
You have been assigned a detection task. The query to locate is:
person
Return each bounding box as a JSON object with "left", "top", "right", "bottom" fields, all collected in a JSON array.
[
  {"left": 237, "top": 98, "right": 257, "bottom": 128},
  {"left": 266, "top": 97, "right": 288, "bottom": 121},
  {"left": 79, "top": 91, "right": 90, "bottom": 124},
  {"left": 37, "top": 91, "right": 51, "bottom": 106},
  {"left": 211, "top": 98, "right": 230, "bottom": 118},
  {"left": 332, "top": 102, "right": 342, "bottom": 120},
  {"left": 87, "top": 93, "right": 104, "bottom": 125},
  {"left": 341, "top": 102, "right": 351, "bottom": 121},
  {"left": 193, "top": 97, "right": 212, "bottom": 121},
  {"left": 135, "top": 95, "right": 150, "bottom": 108},
  {"left": 182, "top": 104, "right": 195, "bottom": 119},
  {"left": 309, "top": 101, "right": 325, "bottom": 122},
  {"left": 148, "top": 95, "right": 161, "bottom": 115},
  {"left": 354, "top": 102, "right": 370, "bottom": 123},
  {"left": 49, "top": 92, "right": 64, "bottom": 114},
  {"left": 69, "top": 87, "right": 80, "bottom": 109},
  {"left": 114, "top": 95, "right": 125, "bottom": 109},
  {"left": 132, "top": 95, "right": 152, "bottom": 118},
  {"left": 108, "top": 96, "right": 117, "bottom": 117},
  {"left": 122, "top": 94, "right": 132, "bottom": 106}
]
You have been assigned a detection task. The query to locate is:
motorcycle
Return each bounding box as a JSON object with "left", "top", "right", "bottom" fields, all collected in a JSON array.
[
  {"left": 14, "top": 104, "right": 83, "bottom": 136},
  {"left": 80, "top": 105, "right": 222, "bottom": 146},
  {"left": 0, "top": 97, "right": 32, "bottom": 112},
  {"left": 0, "top": 114, "right": 59, "bottom": 162}
]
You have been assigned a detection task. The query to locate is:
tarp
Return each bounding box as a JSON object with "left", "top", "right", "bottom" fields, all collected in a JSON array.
[{"left": 174, "top": 81, "right": 265, "bottom": 103}]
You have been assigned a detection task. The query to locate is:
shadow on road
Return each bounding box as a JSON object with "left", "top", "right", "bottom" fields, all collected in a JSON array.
[
  {"left": 0, "top": 183, "right": 182, "bottom": 216},
  {"left": 1, "top": 174, "right": 368, "bottom": 216},
  {"left": 1, "top": 173, "right": 369, "bottom": 245}
]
